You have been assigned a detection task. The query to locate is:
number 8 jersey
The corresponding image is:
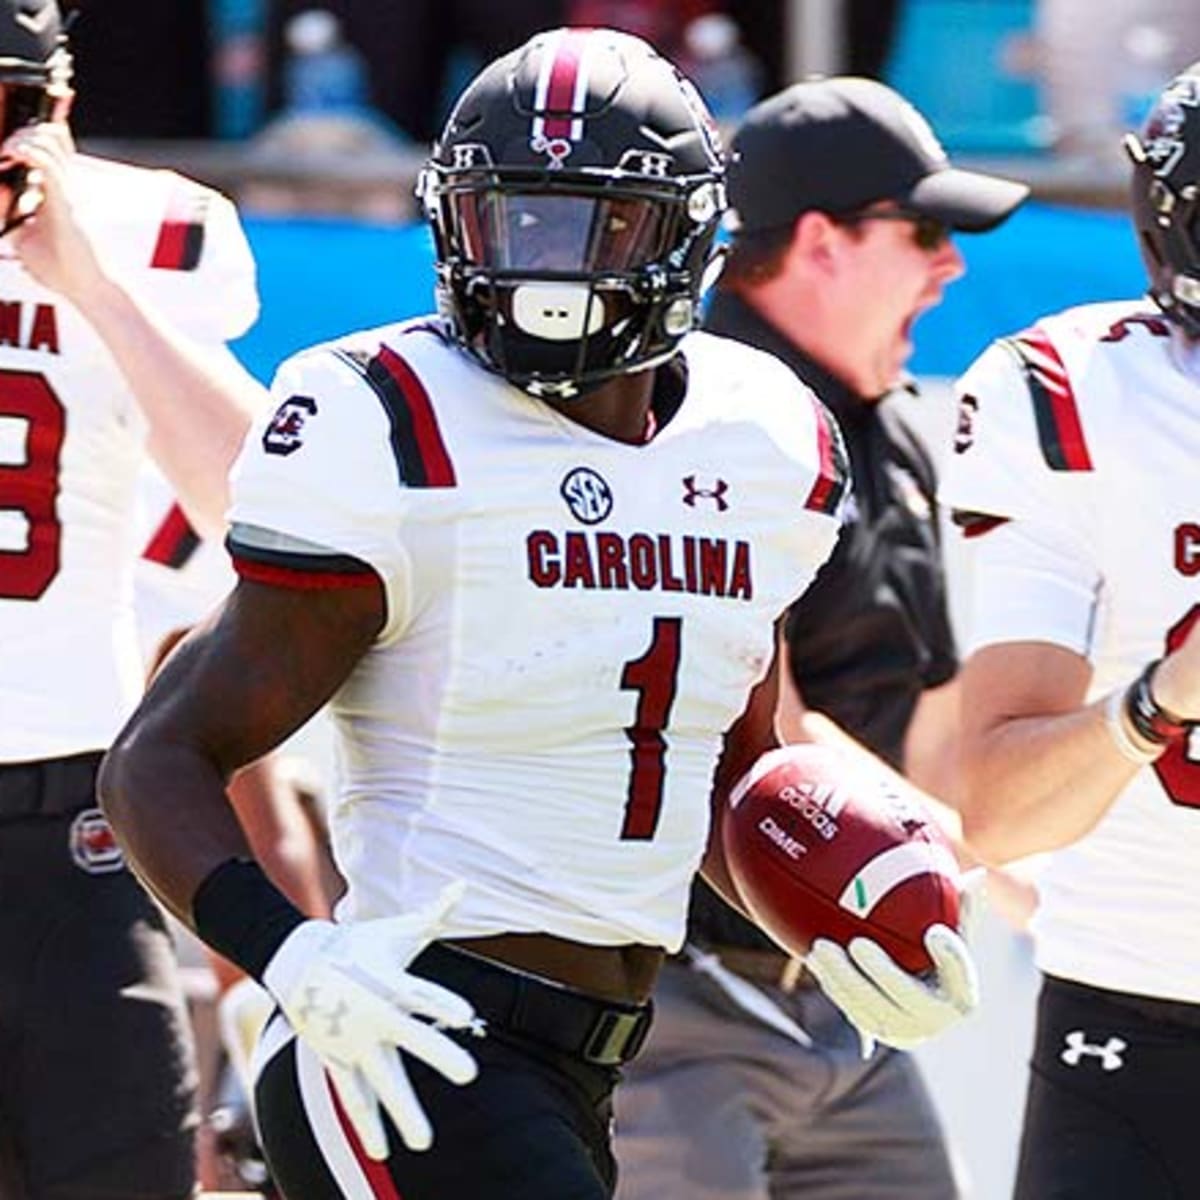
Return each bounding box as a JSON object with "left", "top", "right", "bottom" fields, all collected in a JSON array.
[
  {"left": 228, "top": 322, "right": 846, "bottom": 951},
  {"left": 942, "top": 300, "right": 1200, "bottom": 1001},
  {"left": 0, "top": 156, "right": 258, "bottom": 761}
]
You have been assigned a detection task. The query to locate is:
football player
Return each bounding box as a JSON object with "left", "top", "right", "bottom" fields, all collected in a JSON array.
[
  {"left": 943, "top": 60, "right": 1200, "bottom": 1199},
  {"left": 101, "top": 28, "right": 968, "bottom": 1199},
  {"left": 0, "top": 2, "right": 264, "bottom": 1195}
]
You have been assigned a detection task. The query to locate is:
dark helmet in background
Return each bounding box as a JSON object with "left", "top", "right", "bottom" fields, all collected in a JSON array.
[
  {"left": 418, "top": 26, "right": 727, "bottom": 399},
  {"left": 1126, "top": 62, "right": 1200, "bottom": 337},
  {"left": 0, "top": 0, "right": 72, "bottom": 228}
]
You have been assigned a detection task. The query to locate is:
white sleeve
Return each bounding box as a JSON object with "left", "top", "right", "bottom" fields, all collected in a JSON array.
[
  {"left": 943, "top": 332, "right": 1105, "bottom": 660},
  {"left": 134, "top": 180, "right": 260, "bottom": 345},
  {"left": 228, "top": 347, "right": 415, "bottom": 637},
  {"left": 959, "top": 518, "right": 1101, "bottom": 659}
]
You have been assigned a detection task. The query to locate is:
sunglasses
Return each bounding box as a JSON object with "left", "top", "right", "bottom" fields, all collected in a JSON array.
[{"left": 835, "top": 209, "right": 952, "bottom": 251}]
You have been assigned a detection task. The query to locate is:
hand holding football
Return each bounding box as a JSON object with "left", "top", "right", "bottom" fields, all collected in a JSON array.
[{"left": 722, "top": 744, "right": 961, "bottom": 974}]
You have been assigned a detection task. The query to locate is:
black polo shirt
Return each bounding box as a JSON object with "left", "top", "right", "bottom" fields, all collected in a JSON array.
[{"left": 689, "top": 289, "right": 958, "bottom": 950}]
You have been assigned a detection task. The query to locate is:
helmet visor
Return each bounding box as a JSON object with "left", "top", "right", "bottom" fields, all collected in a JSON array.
[{"left": 447, "top": 190, "right": 670, "bottom": 273}]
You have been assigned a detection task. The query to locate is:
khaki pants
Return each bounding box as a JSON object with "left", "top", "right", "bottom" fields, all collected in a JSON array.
[{"left": 613, "top": 957, "right": 960, "bottom": 1200}]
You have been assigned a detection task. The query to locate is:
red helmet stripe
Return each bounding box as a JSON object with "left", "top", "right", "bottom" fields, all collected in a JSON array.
[{"left": 534, "top": 28, "right": 591, "bottom": 143}]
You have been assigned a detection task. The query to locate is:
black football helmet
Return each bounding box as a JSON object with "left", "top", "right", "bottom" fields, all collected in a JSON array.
[
  {"left": 1126, "top": 62, "right": 1200, "bottom": 337},
  {"left": 0, "top": 0, "right": 71, "bottom": 230},
  {"left": 418, "top": 26, "right": 727, "bottom": 399}
]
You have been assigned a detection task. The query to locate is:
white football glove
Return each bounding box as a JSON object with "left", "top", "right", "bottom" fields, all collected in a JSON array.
[
  {"left": 263, "top": 881, "right": 480, "bottom": 1159},
  {"left": 805, "top": 923, "right": 979, "bottom": 1054}
]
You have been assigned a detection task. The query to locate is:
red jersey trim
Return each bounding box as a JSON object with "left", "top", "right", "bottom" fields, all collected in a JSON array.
[
  {"left": 142, "top": 502, "right": 200, "bottom": 568},
  {"left": 151, "top": 186, "right": 209, "bottom": 271},
  {"left": 232, "top": 557, "right": 378, "bottom": 591},
  {"left": 367, "top": 346, "right": 457, "bottom": 488},
  {"left": 1007, "top": 330, "right": 1094, "bottom": 473},
  {"left": 803, "top": 397, "right": 849, "bottom": 515}
]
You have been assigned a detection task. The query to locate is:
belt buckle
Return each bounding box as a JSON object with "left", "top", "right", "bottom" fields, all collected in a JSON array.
[{"left": 582, "top": 1006, "right": 650, "bottom": 1066}]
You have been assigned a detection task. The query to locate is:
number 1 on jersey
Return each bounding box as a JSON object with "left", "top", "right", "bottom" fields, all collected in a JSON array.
[{"left": 619, "top": 617, "right": 682, "bottom": 840}]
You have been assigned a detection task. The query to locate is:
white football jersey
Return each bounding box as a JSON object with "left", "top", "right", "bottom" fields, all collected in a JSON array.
[
  {"left": 229, "top": 321, "right": 846, "bottom": 950},
  {"left": 134, "top": 464, "right": 235, "bottom": 669},
  {"left": 0, "top": 155, "right": 258, "bottom": 761},
  {"left": 942, "top": 300, "right": 1200, "bottom": 1001}
]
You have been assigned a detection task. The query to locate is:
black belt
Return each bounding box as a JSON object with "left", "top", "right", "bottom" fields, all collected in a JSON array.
[
  {"left": 412, "top": 941, "right": 653, "bottom": 1067},
  {"left": 0, "top": 752, "right": 104, "bottom": 819}
]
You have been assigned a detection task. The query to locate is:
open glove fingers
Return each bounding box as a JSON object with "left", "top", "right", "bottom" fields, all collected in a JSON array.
[
  {"left": 924, "top": 924, "right": 980, "bottom": 1014},
  {"left": 360, "top": 1047, "right": 434, "bottom": 1154},
  {"left": 327, "top": 1062, "right": 389, "bottom": 1162},
  {"left": 374, "top": 1008, "right": 479, "bottom": 1085},
  {"left": 396, "top": 974, "right": 479, "bottom": 1031}
]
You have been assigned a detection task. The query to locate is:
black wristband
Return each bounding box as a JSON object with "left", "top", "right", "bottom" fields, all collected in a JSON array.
[
  {"left": 1125, "top": 659, "right": 1193, "bottom": 746},
  {"left": 191, "top": 857, "right": 307, "bottom": 983}
]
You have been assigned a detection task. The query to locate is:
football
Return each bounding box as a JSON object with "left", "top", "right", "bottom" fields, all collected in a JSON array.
[{"left": 722, "top": 744, "right": 961, "bottom": 974}]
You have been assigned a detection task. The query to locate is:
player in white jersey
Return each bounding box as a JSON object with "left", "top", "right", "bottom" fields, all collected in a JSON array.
[
  {"left": 101, "top": 28, "right": 968, "bottom": 1200},
  {"left": 0, "top": 3, "right": 265, "bottom": 1195},
  {"left": 942, "top": 60, "right": 1200, "bottom": 1199}
]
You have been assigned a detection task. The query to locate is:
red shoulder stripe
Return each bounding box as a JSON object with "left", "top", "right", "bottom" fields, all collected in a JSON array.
[
  {"left": 369, "top": 345, "right": 457, "bottom": 487},
  {"left": 803, "top": 396, "right": 848, "bottom": 515},
  {"left": 1008, "top": 329, "right": 1093, "bottom": 472},
  {"left": 142, "top": 502, "right": 200, "bottom": 568},
  {"left": 151, "top": 186, "right": 209, "bottom": 271}
]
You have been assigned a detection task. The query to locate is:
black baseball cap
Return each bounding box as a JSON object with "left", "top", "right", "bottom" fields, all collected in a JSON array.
[{"left": 725, "top": 77, "right": 1029, "bottom": 236}]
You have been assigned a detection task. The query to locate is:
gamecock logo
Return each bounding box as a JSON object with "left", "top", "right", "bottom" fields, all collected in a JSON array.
[{"left": 263, "top": 395, "right": 317, "bottom": 457}]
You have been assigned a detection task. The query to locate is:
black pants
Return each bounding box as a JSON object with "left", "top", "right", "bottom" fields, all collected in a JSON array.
[
  {"left": 255, "top": 940, "right": 652, "bottom": 1199},
  {"left": 1015, "top": 973, "right": 1200, "bottom": 1199},
  {"left": 0, "top": 755, "right": 197, "bottom": 1200}
]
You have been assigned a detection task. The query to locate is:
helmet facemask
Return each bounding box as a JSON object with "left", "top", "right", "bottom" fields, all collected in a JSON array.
[{"left": 422, "top": 164, "right": 723, "bottom": 397}]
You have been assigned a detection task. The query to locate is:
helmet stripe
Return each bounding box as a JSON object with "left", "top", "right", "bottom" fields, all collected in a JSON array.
[{"left": 533, "top": 28, "right": 591, "bottom": 144}]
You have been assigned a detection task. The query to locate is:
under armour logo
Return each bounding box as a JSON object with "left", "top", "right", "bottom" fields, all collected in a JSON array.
[
  {"left": 1061, "top": 1030, "right": 1126, "bottom": 1071},
  {"left": 298, "top": 991, "right": 351, "bottom": 1039},
  {"left": 682, "top": 475, "right": 729, "bottom": 511}
]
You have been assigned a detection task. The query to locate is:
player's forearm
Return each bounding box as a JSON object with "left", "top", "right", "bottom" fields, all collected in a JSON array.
[
  {"left": 71, "top": 272, "right": 265, "bottom": 538},
  {"left": 958, "top": 697, "right": 1144, "bottom": 863},
  {"left": 98, "top": 732, "right": 253, "bottom": 926}
]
